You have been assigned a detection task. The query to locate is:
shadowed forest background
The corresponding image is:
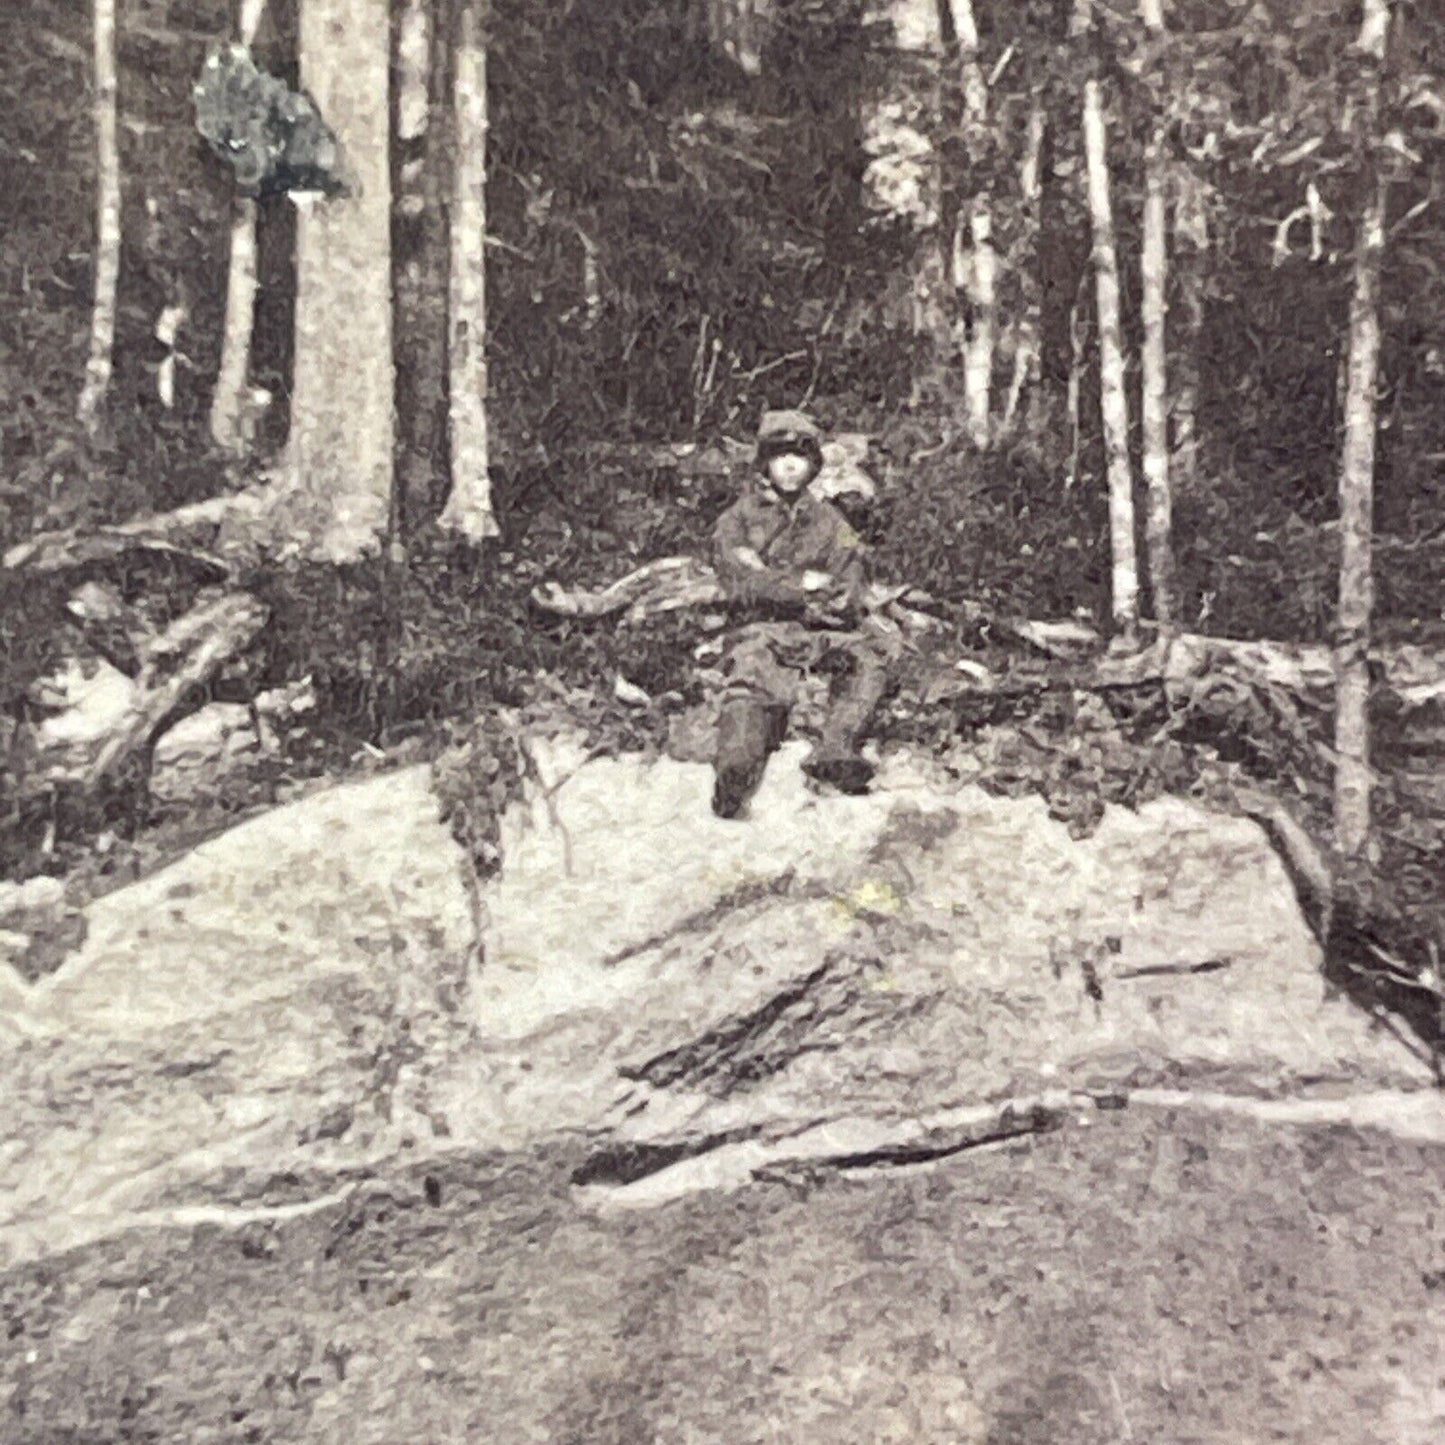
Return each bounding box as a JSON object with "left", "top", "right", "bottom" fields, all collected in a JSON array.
[{"left": 5, "top": 1, "right": 1444, "bottom": 617}]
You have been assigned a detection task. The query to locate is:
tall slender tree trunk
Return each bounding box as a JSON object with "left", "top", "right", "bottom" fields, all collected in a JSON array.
[
  {"left": 1066, "top": 279, "right": 1085, "bottom": 491},
  {"left": 1334, "top": 0, "right": 1392, "bottom": 859},
  {"left": 1171, "top": 166, "right": 1207, "bottom": 497},
  {"left": 392, "top": 0, "right": 449, "bottom": 533},
  {"left": 1001, "top": 104, "right": 1046, "bottom": 438},
  {"left": 210, "top": 0, "right": 268, "bottom": 454},
  {"left": 1138, "top": 0, "right": 1175, "bottom": 629},
  {"left": 287, "top": 0, "right": 395, "bottom": 560},
  {"left": 943, "top": 0, "right": 994, "bottom": 448},
  {"left": 396, "top": 0, "right": 431, "bottom": 146},
  {"left": 1075, "top": 0, "right": 1138, "bottom": 638},
  {"left": 77, "top": 0, "right": 121, "bottom": 436},
  {"left": 440, "top": 0, "right": 499, "bottom": 541}
]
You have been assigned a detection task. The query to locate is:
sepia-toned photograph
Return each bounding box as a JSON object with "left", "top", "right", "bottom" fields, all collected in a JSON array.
[{"left": 1, "top": 0, "right": 1443, "bottom": 1440}]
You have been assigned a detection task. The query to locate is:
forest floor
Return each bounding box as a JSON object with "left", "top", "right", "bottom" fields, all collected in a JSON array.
[{"left": 2, "top": 1103, "right": 1442, "bottom": 1444}]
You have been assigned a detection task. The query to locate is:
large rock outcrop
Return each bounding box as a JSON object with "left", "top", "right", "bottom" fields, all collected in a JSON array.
[
  {"left": 1, "top": 769, "right": 474, "bottom": 1266},
  {"left": 1, "top": 736, "right": 1436, "bottom": 1265}
]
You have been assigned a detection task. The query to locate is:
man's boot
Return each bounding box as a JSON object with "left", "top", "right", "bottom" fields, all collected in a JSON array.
[
  {"left": 803, "top": 651, "right": 888, "bottom": 796},
  {"left": 712, "top": 697, "right": 788, "bottom": 818}
]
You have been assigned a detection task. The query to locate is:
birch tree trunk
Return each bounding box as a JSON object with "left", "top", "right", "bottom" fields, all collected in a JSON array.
[
  {"left": 440, "top": 0, "right": 499, "bottom": 542},
  {"left": 209, "top": 0, "right": 268, "bottom": 454},
  {"left": 1334, "top": 0, "right": 1392, "bottom": 859},
  {"left": 77, "top": 0, "right": 121, "bottom": 436},
  {"left": 1171, "top": 166, "right": 1207, "bottom": 497},
  {"left": 1138, "top": 0, "right": 1175, "bottom": 629},
  {"left": 392, "top": 0, "right": 449, "bottom": 532},
  {"left": 1001, "top": 105, "right": 1045, "bottom": 438},
  {"left": 1075, "top": 0, "right": 1139, "bottom": 638},
  {"left": 944, "top": 0, "right": 994, "bottom": 448},
  {"left": 396, "top": 0, "right": 431, "bottom": 146},
  {"left": 1065, "top": 286, "right": 1084, "bottom": 492},
  {"left": 286, "top": 0, "right": 395, "bottom": 561}
]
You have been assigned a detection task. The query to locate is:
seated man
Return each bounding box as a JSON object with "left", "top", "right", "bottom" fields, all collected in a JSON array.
[{"left": 709, "top": 409, "right": 899, "bottom": 819}]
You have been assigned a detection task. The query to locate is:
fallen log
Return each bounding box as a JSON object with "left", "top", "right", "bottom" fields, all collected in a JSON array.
[
  {"left": 0, "top": 482, "right": 293, "bottom": 578},
  {"left": 81, "top": 591, "right": 270, "bottom": 790},
  {"left": 530, "top": 555, "right": 947, "bottom": 632},
  {"left": 529, "top": 559, "right": 1443, "bottom": 714},
  {"left": 925, "top": 629, "right": 1445, "bottom": 721},
  {"left": 1114, "top": 632, "right": 1445, "bottom": 701},
  {"left": 531, "top": 555, "right": 725, "bottom": 623},
  {"left": 0, "top": 491, "right": 273, "bottom": 578}
]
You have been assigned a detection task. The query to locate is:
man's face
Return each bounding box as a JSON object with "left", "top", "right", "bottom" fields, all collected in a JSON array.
[{"left": 765, "top": 450, "right": 815, "bottom": 495}]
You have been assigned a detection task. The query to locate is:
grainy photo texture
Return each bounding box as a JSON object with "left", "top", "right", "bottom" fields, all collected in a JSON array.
[{"left": 2, "top": 0, "right": 1444, "bottom": 1440}]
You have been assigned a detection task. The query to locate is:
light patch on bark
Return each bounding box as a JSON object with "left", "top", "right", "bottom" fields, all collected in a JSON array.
[
  {"left": 440, "top": 0, "right": 499, "bottom": 541},
  {"left": 397, "top": 0, "right": 431, "bottom": 142},
  {"left": 77, "top": 0, "right": 122, "bottom": 436},
  {"left": 211, "top": 201, "right": 260, "bottom": 450},
  {"left": 155, "top": 304, "right": 186, "bottom": 410}
]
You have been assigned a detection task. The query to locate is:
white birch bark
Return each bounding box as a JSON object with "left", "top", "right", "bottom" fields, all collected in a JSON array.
[
  {"left": 77, "top": 0, "right": 121, "bottom": 436},
  {"left": 1171, "top": 166, "right": 1207, "bottom": 497},
  {"left": 1001, "top": 104, "right": 1045, "bottom": 437},
  {"left": 1139, "top": 0, "right": 1175, "bottom": 629},
  {"left": 1333, "top": 0, "right": 1392, "bottom": 858},
  {"left": 440, "top": 0, "right": 500, "bottom": 541},
  {"left": 397, "top": 0, "right": 431, "bottom": 143},
  {"left": 1076, "top": 0, "right": 1139, "bottom": 637},
  {"left": 210, "top": 0, "right": 268, "bottom": 454},
  {"left": 945, "top": 0, "right": 994, "bottom": 448}
]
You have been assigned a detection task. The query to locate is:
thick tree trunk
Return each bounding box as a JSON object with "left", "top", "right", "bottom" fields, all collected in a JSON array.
[
  {"left": 1139, "top": 0, "right": 1175, "bottom": 630},
  {"left": 1077, "top": 0, "right": 1139, "bottom": 638},
  {"left": 1334, "top": 0, "right": 1392, "bottom": 859},
  {"left": 944, "top": 0, "right": 994, "bottom": 448},
  {"left": 440, "top": 0, "right": 499, "bottom": 542},
  {"left": 287, "top": 0, "right": 395, "bottom": 561},
  {"left": 77, "top": 0, "right": 121, "bottom": 436},
  {"left": 210, "top": 0, "right": 268, "bottom": 454}
]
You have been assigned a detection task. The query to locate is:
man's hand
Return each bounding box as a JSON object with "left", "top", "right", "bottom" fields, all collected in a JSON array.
[
  {"left": 732, "top": 546, "right": 767, "bottom": 572},
  {"left": 800, "top": 569, "right": 855, "bottom": 626}
]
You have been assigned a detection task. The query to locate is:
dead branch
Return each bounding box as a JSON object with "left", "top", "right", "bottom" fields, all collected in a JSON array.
[
  {"left": 82, "top": 592, "right": 269, "bottom": 790},
  {"left": 1, "top": 489, "right": 276, "bottom": 578}
]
